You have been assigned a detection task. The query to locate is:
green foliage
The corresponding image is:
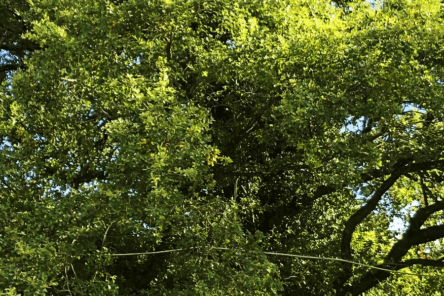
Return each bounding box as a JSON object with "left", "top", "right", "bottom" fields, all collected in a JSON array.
[{"left": 2, "top": 0, "right": 444, "bottom": 295}]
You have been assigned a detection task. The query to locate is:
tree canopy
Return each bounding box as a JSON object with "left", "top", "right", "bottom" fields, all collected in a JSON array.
[{"left": 2, "top": 0, "right": 444, "bottom": 295}]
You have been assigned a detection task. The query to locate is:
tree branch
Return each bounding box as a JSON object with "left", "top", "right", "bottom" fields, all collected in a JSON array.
[
  {"left": 334, "top": 165, "right": 407, "bottom": 293},
  {"left": 419, "top": 173, "right": 430, "bottom": 206},
  {"left": 346, "top": 199, "right": 444, "bottom": 295},
  {"left": 401, "top": 258, "right": 444, "bottom": 268},
  {"left": 348, "top": 257, "right": 444, "bottom": 296},
  {"left": 0, "top": 64, "right": 21, "bottom": 73}
]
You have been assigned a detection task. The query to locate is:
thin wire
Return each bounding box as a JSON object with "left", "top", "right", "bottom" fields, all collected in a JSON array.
[
  {"left": 111, "top": 247, "right": 443, "bottom": 277},
  {"left": 111, "top": 249, "right": 183, "bottom": 256}
]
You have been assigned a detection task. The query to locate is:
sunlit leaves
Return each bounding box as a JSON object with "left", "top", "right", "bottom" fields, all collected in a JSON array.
[{"left": 2, "top": 0, "right": 444, "bottom": 294}]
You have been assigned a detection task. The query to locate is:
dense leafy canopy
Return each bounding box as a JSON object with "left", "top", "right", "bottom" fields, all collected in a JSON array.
[{"left": 2, "top": 0, "right": 444, "bottom": 295}]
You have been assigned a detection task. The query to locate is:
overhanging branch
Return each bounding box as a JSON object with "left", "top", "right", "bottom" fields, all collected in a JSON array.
[
  {"left": 401, "top": 258, "right": 444, "bottom": 268},
  {"left": 346, "top": 199, "right": 444, "bottom": 295},
  {"left": 334, "top": 165, "right": 407, "bottom": 293},
  {"left": 341, "top": 166, "right": 407, "bottom": 260},
  {"left": 348, "top": 257, "right": 444, "bottom": 296}
]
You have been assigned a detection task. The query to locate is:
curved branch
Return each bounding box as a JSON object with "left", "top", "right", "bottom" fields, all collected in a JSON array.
[
  {"left": 342, "top": 167, "right": 407, "bottom": 258},
  {"left": 334, "top": 165, "right": 407, "bottom": 293},
  {"left": 348, "top": 257, "right": 444, "bottom": 296},
  {"left": 388, "top": 200, "right": 444, "bottom": 261},
  {"left": 347, "top": 199, "right": 444, "bottom": 295}
]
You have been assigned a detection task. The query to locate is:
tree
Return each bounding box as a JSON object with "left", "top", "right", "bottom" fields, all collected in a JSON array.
[
  {"left": 0, "top": 0, "right": 39, "bottom": 86},
  {"left": 1, "top": 0, "right": 444, "bottom": 295}
]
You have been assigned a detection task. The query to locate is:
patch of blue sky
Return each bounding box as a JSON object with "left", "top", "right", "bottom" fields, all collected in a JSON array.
[
  {"left": 0, "top": 49, "right": 14, "bottom": 62},
  {"left": 340, "top": 115, "right": 365, "bottom": 134},
  {"left": 402, "top": 102, "right": 426, "bottom": 113},
  {"left": 226, "top": 40, "right": 235, "bottom": 50},
  {"left": 1, "top": 49, "right": 18, "bottom": 82},
  {"left": 389, "top": 200, "right": 421, "bottom": 233},
  {"left": 134, "top": 54, "right": 142, "bottom": 65},
  {"left": 340, "top": 102, "right": 426, "bottom": 134},
  {"left": 339, "top": 103, "right": 428, "bottom": 234},
  {"left": 0, "top": 137, "right": 13, "bottom": 151}
]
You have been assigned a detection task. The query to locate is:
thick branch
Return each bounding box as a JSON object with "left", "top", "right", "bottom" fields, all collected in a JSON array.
[
  {"left": 0, "top": 64, "right": 21, "bottom": 73},
  {"left": 341, "top": 166, "right": 407, "bottom": 262},
  {"left": 347, "top": 199, "right": 444, "bottom": 295},
  {"left": 1, "top": 44, "right": 28, "bottom": 52},
  {"left": 221, "top": 160, "right": 444, "bottom": 185},
  {"left": 387, "top": 200, "right": 444, "bottom": 261},
  {"left": 348, "top": 257, "right": 444, "bottom": 296},
  {"left": 410, "top": 224, "right": 444, "bottom": 246},
  {"left": 361, "top": 118, "right": 374, "bottom": 135},
  {"left": 334, "top": 166, "right": 407, "bottom": 294},
  {"left": 401, "top": 258, "right": 444, "bottom": 268},
  {"left": 409, "top": 160, "right": 444, "bottom": 173}
]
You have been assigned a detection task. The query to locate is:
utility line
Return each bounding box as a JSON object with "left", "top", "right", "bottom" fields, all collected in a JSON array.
[{"left": 111, "top": 247, "right": 443, "bottom": 277}]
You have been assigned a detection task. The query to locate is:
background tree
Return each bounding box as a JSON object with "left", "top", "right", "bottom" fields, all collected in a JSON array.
[
  {"left": 0, "top": 0, "right": 39, "bottom": 86},
  {"left": 1, "top": 0, "right": 444, "bottom": 295}
]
